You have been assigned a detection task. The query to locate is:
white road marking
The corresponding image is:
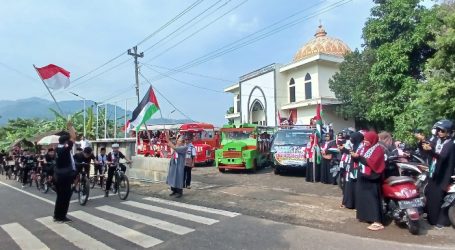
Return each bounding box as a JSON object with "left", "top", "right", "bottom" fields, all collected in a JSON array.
[
  {"left": 36, "top": 216, "right": 113, "bottom": 250},
  {"left": 70, "top": 193, "right": 113, "bottom": 203},
  {"left": 96, "top": 206, "right": 194, "bottom": 235},
  {"left": 0, "top": 181, "right": 54, "bottom": 205},
  {"left": 69, "top": 210, "right": 162, "bottom": 248},
  {"left": 123, "top": 201, "right": 219, "bottom": 225},
  {"left": 1, "top": 223, "right": 49, "bottom": 250},
  {"left": 144, "top": 197, "right": 240, "bottom": 217}
]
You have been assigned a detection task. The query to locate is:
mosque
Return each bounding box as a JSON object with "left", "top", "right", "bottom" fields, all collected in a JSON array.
[{"left": 224, "top": 25, "right": 355, "bottom": 132}]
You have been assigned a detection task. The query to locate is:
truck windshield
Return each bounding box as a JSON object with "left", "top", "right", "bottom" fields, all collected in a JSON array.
[
  {"left": 224, "top": 131, "right": 253, "bottom": 140},
  {"left": 273, "top": 130, "right": 312, "bottom": 146}
]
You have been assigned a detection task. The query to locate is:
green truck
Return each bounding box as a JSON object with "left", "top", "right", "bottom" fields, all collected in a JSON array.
[{"left": 215, "top": 123, "right": 274, "bottom": 173}]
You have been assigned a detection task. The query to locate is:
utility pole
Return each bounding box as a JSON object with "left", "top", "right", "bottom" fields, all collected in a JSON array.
[{"left": 128, "top": 46, "right": 144, "bottom": 104}]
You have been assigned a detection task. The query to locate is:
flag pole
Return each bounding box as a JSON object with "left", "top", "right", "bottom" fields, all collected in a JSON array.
[{"left": 33, "top": 64, "right": 64, "bottom": 116}]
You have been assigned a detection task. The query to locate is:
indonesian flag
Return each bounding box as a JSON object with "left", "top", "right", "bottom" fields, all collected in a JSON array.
[
  {"left": 35, "top": 64, "right": 70, "bottom": 90},
  {"left": 129, "top": 86, "right": 160, "bottom": 132}
]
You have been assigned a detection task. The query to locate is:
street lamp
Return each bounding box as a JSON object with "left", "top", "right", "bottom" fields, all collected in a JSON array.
[
  {"left": 70, "top": 91, "right": 86, "bottom": 137},
  {"left": 168, "top": 109, "right": 176, "bottom": 120}
]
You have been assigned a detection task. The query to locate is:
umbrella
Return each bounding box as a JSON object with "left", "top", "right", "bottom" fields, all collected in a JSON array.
[{"left": 37, "top": 135, "right": 60, "bottom": 146}]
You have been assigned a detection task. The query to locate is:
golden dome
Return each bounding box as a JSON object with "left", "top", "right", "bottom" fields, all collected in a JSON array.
[{"left": 293, "top": 25, "right": 351, "bottom": 62}]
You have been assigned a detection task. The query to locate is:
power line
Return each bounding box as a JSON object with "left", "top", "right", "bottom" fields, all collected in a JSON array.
[
  {"left": 0, "top": 62, "right": 39, "bottom": 82},
  {"left": 147, "top": 0, "right": 249, "bottom": 62},
  {"left": 143, "top": 0, "right": 225, "bottom": 53},
  {"left": 141, "top": 63, "right": 234, "bottom": 83},
  {"left": 139, "top": 72, "right": 193, "bottom": 121},
  {"left": 136, "top": 0, "right": 205, "bottom": 47},
  {"left": 146, "top": 0, "right": 350, "bottom": 82},
  {"left": 70, "top": 0, "right": 204, "bottom": 84}
]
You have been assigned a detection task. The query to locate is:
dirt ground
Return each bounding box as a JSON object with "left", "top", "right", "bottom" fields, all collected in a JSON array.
[{"left": 132, "top": 166, "right": 455, "bottom": 247}]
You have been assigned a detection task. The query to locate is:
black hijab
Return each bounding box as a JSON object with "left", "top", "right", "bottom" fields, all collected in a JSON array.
[{"left": 350, "top": 132, "right": 364, "bottom": 151}]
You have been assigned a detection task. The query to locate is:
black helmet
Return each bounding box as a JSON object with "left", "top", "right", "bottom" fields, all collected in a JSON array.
[
  {"left": 433, "top": 119, "right": 453, "bottom": 132},
  {"left": 83, "top": 147, "right": 93, "bottom": 154}
]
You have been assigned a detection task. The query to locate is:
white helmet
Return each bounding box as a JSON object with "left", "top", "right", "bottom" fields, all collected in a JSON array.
[{"left": 112, "top": 143, "right": 120, "bottom": 148}]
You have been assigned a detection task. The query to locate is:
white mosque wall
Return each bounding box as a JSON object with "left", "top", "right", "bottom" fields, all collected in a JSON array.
[
  {"left": 275, "top": 66, "right": 288, "bottom": 117},
  {"left": 239, "top": 70, "right": 276, "bottom": 126},
  {"left": 317, "top": 62, "right": 340, "bottom": 98},
  {"left": 281, "top": 62, "right": 319, "bottom": 103}
]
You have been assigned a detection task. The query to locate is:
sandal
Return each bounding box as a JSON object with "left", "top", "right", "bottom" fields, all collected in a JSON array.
[
  {"left": 339, "top": 204, "right": 345, "bottom": 208},
  {"left": 367, "top": 223, "right": 384, "bottom": 231}
]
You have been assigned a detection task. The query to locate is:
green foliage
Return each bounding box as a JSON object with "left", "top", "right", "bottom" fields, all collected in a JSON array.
[
  {"left": 329, "top": 49, "right": 375, "bottom": 122},
  {"left": 329, "top": 0, "right": 447, "bottom": 143},
  {"left": 0, "top": 105, "right": 118, "bottom": 151}
]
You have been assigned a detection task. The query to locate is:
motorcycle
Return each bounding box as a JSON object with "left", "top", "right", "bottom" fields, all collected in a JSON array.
[
  {"left": 382, "top": 155, "right": 425, "bottom": 235},
  {"left": 442, "top": 176, "right": 455, "bottom": 227}
]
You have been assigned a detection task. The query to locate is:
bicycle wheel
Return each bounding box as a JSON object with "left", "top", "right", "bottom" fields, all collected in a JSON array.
[
  {"left": 35, "top": 176, "right": 40, "bottom": 191},
  {"left": 90, "top": 176, "right": 96, "bottom": 189},
  {"left": 117, "top": 174, "right": 130, "bottom": 200},
  {"left": 78, "top": 176, "right": 90, "bottom": 206}
]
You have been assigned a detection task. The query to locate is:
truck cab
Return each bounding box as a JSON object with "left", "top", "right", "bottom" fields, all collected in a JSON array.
[{"left": 215, "top": 124, "right": 274, "bottom": 172}]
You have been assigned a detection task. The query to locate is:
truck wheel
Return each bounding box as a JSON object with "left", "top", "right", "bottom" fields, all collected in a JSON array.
[
  {"left": 448, "top": 205, "right": 455, "bottom": 228},
  {"left": 274, "top": 168, "right": 280, "bottom": 175},
  {"left": 218, "top": 168, "right": 226, "bottom": 173}
]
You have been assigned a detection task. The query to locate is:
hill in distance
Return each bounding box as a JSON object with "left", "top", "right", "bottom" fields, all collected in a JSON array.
[{"left": 0, "top": 97, "right": 192, "bottom": 126}]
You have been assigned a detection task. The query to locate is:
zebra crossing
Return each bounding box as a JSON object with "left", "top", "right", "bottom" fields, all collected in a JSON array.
[{"left": 0, "top": 197, "right": 240, "bottom": 249}]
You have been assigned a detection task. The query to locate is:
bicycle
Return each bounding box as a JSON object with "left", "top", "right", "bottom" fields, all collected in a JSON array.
[
  {"left": 109, "top": 161, "right": 131, "bottom": 200},
  {"left": 74, "top": 163, "right": 91, "bottom": 206},
  {"left": 90, "top": 164, "right": 106, "bottom": 189}
]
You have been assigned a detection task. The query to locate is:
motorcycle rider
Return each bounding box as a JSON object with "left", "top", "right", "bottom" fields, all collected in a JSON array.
[{"left": 423, "top": 119, "right": 455, "bottom": 229}]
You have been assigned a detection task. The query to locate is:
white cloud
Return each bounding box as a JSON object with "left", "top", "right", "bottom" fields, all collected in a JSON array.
[{"left": 228, "top": 14, "right": 259, "bottom": 33}]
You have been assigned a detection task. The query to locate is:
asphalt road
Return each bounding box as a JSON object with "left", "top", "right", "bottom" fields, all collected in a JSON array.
[{"left": 0, "top": 177, "right": 452, "bottom": 250}]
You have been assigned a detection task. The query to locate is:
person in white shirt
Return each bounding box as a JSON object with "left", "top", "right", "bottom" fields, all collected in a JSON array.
[
  {"left": 184, "top": 135, "right": 196, "bottom": 189},
  {"left": 79, "top": 136, "right": 91, "bottom": 149}
]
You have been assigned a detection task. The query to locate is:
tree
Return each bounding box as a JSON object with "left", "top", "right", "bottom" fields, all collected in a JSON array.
[
  {"left": 362, "top": 0, "right": 436, "bottom": 135},
  {"left": 408, "top": 1, "right": 455, "bottom": 132},
  {"left": 226, "top": 106, "right": 235, "bottom": 125},
  {"left": 329, "top": 49, "right": 376, "bottom": 125}
]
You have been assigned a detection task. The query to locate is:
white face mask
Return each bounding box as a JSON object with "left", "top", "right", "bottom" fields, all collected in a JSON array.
[{"left": 431, "top": 128, "right": 437, "bottom": 136}]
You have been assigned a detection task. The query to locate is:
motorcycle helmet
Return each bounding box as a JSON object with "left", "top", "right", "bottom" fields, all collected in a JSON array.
[{"left": 433, "top": 119, "right": 453, "bottom": 133}]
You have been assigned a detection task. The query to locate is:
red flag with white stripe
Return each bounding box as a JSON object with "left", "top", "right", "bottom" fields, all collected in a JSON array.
[{"left": 35, "top": 64, "right": 70, "bottom": 90}]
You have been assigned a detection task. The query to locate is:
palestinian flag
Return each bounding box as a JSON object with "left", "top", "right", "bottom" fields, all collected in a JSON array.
[
  {"left": 129, "top": 86, "right": 160, "bottom": 131},
  {"left": 314, "top": 103, "right": 324, "bottom": 142}
]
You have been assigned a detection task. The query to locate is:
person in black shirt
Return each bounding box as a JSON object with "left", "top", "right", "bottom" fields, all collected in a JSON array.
[
  {"left": 21, "top": 150, "right": 37, "bottom": 188},
  {"left": 105, "top": 143, "right": 130, "bottom": 197},
  {"left": 53, "top": 122, "right": 76, "bottom": 223},
  {"left": 43, "top": 148, "right": 56, "bottom": 179},
  {"left": 73, "top": 147, "right": 97, "bottom": 177}
]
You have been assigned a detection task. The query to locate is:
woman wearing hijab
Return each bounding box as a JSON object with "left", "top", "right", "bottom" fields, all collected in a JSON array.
[
  {"left": 340, "top": 132, "right": 364, "bottom": 209},
  {"left": 320, "top": 133, "right": 337, "bottom": 184},
  {"left": 352, "top": 131, "right": 385, "bottom": 231},
  {"left": 423, "top": 119, "right": 454, "bottom": 228},
  {"left": 165, "top": 132, "right": 188, "bottom": 198}
]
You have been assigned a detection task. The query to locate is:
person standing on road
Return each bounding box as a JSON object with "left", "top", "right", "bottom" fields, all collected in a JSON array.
[
  {"left": 184, "top": 135, "right": 196, "bottom": 189},
  {"left": 166, "top": 131, "right": 188, "bottom": 198},
  {"left": 320, "top": 133, "right": 336, "bottom": 184},
  {"left": 340, "top": 132, "right": 363, "bottom": 209},
  {"left": 20, "top": 150, "right": 37, "bottom": 188},
  {"left": 423, "top": 119, "right": 454, "bottom": 229},
  {"left": 54, "top": 121, "right": 76, "bottom": 223},
  {"left": 352, "top": 131, "right": 385, "bottom": 231}
]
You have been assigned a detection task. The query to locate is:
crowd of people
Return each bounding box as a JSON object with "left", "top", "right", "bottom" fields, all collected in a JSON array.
[{"left": 302, "top": 119, "right": 455, "bottom": 231}]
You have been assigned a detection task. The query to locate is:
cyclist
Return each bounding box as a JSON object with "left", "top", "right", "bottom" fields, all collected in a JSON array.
[
  {"left": 20, "top": 150, "right": 37, "bottom": 188},
  {"left": 94, "top": 147, "right": 108, "bottom": 187},
  {"left": 105, "top": 143, "right": 130, "bottom": 197},
  {"left": 43, "top": 148, "right": 56, "bottom": 182},
  {"left": 73, "top": 147, "right": 97, "bottom": 180}
]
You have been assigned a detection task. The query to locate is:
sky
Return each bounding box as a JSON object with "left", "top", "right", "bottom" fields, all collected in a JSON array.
[{"left": 0, "top": 0, "right": 375, "bottom": 126}]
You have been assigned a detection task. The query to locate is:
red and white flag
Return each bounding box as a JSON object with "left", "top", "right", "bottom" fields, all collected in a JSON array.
[{"left": 35, "top": 64, "right": 71, "bottom": 90}]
